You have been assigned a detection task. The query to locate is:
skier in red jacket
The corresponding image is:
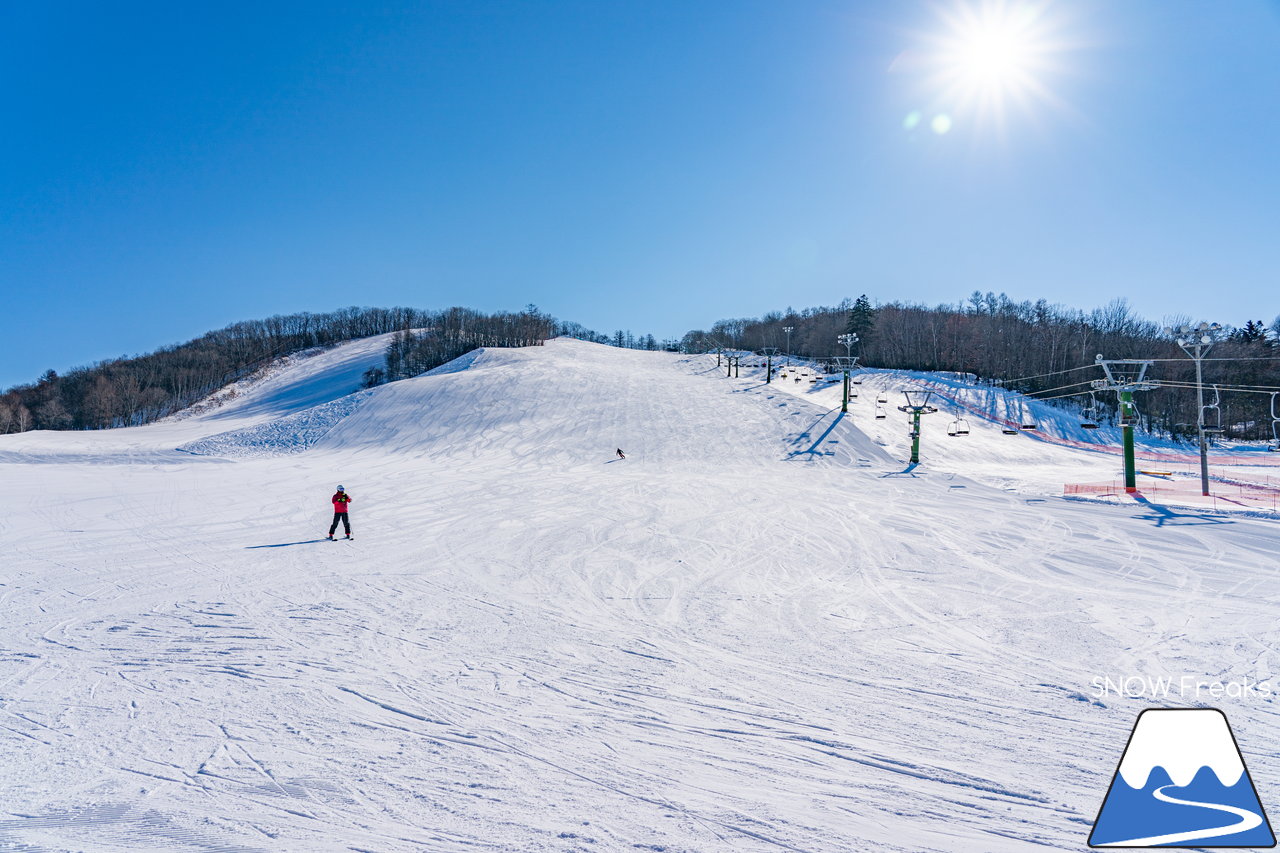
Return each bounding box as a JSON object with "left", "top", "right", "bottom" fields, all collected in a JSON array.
[{"left": 328, "top": 485, "right": 353, "bottom": 540}]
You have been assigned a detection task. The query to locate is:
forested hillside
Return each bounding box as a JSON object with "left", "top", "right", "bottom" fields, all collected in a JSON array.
[
  {"left": 0, "top": 306, "right": 577, "bottom": 432},
  {"left": 682, "top": 293, "right": 1280, "bottom": 441},
  {"left": 6, "top": 293, "right": 1279, "bottom": 440}
]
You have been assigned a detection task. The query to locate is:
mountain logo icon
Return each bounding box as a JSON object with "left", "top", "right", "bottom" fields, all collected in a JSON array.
[{"left": 1089, "top": 708, "right": 1275, "bottom": 848}]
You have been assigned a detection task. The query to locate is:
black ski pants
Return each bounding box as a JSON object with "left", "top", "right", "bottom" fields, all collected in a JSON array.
[{"left": 329, "top": 512, "right": 350, "bottom": 535}]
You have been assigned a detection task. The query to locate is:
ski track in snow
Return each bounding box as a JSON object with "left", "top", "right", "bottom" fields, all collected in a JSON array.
[{"left": 1, "top": 338, "right": 1278, "bottom": 851}]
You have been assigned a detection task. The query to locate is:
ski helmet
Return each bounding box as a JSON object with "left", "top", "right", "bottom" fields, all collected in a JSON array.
[{"left": 337, "top": 485, "right": 344, "bottom": 491}]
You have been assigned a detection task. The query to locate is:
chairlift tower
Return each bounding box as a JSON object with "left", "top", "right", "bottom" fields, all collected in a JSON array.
[
  {"left": 725, "top": 354, "right": 741, "bottom": 378},
  {"left": 1166, "top": 322, "right": 1224, "bottom": 496},
  {"left": 836, "top": 333, "right": 860, "bottom": 414},
  {"left": 1269, "top": 393, "right": 1280, "bottom": 452},
  {"left": 783, "top": 326, "right": 794, "bottom": 365},
  {"left": 1093, "top": 355, "right": 1160, "bottom": 493},
  {"left": 897, "top": 388, "right": 938, "bottom": 464},
  {"left": 833, "top": 356, "right": 859, "bottom": 413},
  {"left": 762, "top": 347, "right": 779, "bottom": 384}
]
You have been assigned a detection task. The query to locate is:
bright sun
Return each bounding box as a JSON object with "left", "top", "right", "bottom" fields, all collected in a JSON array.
[{"left": 918, "top": 0, "right": 1068, "bottom": 133}]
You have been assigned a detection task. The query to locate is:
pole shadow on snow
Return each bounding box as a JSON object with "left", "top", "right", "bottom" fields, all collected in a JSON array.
[
  {"left": 786, "top": 410, "right": 844, "bottom": 460},
  {"left": 245, "top": 539, "right": 331, "bottom": 549},
  {"left": 1129, "top": 493, "right": 1233, "bottom": 529},
  {"left": 880, "top": 462, "right": 921, "bottom": 477}
]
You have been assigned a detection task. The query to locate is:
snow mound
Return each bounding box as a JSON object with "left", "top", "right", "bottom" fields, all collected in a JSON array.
[{"left": 178, "top": 390, "right": 373, "bottom": 458}]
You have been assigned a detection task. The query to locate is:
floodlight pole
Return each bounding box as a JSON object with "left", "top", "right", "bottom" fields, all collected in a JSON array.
[
  {"left": 784, "top": 326, "right": 794, "bottom": 365},
  {"left": 1167, "top": 322, "right": 1223, "bottom": 497}
]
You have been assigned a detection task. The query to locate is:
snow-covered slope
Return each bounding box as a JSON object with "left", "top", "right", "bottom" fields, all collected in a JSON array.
[
  {"left": 2, "top": 337, "right": 1279, "bottom": 852},
  {"left": 0, "top": 333, "right": 393, "bottom": 464},
  {"left": 753, "top": 360, "right": 1280, "bottom": 496}
]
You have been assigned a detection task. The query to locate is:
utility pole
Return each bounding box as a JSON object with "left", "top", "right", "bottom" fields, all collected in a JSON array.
[
  {"left": 834, "top": 356, "right": 859, "bottom": 413},
  {"left": 898, "top": 388, "right": 938, "bottom": 464},
  {"left": 1093, "top": 356, "right": 1159, "bottom": 493},
  {"left": 762, "top": 347, "right": 778, "bottom": 384},
  {"left": 783, "top": 326, "right": 794, "bottom": 365},
  {"left": 1167, "top": 322, "right": 1223, "bottom": 497}
]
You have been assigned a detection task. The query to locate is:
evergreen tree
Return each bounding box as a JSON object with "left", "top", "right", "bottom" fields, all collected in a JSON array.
[
  {"left": 845, "top": 294, "right": 876, "bottom": 350},
  {"left": 1236, "top": 320, "right": 1268, "bottom": 343}
]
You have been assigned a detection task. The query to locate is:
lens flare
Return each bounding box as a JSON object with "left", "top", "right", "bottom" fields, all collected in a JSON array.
[{"left": 911, "top": 0, "right": 1073, "bottom": 136}]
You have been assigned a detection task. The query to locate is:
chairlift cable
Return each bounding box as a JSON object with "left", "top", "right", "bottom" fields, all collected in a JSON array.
[
  {"left": 995, "top": 363, "right": 1100, "bottom": 385},
  {"left": 1023, "top": 379, "right": 1098, "bottom": 397}
]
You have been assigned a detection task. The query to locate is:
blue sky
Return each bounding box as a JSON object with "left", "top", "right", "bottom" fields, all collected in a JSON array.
[{"left": 3, "top": 1, "right": 1279, "bottom": 389}]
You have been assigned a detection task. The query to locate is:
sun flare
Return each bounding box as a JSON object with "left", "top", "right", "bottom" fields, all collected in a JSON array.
[{"left": 915, "top": 0, "right": 1069, "bottom": 133}]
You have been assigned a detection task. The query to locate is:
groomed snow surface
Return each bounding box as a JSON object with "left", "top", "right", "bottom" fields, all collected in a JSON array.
[{"left": 2, "top": 337, "right": 1279, "bottom": 852}]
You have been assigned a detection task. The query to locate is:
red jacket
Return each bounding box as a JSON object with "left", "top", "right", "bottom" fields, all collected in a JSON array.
[{"left": 332, "top": 492, "right": 352, "bottom": 513}]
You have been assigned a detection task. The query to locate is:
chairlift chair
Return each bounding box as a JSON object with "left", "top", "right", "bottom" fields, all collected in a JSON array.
[
  {"left": 947, "top": 418, "right": 970, "bottom": 437},
  {"left": 1080, "top": 391, "right": 1100, "bottom": 430},
  {"left": 1201, "top": 385, "right": 1224, "bottom": 434},
  {"left": 874, "top": 404, "right": 887, "bottom": 420},
  {"left": 1001, "top": 426, "right": 1020, "bottom": 435},
  {"left": 1266, "top": 390, "right": 1280, "bottom": 450}
]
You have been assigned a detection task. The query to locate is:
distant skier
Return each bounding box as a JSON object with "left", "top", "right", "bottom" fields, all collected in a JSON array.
[
  {"left": 616, "top": 448, "right": 626, "bottom": 460},
  {"left": 328, "top": 485, "right": 353, "bottom": 540}
]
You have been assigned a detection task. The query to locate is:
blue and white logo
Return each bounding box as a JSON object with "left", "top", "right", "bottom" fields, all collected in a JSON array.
[{"left": 1090, "top": 708, "right": 1275, "bottom": 848}]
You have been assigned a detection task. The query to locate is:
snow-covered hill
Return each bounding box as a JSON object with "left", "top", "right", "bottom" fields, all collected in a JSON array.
[{"left": 2, "top": 337, "right": 1279, "bottom": 851}]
